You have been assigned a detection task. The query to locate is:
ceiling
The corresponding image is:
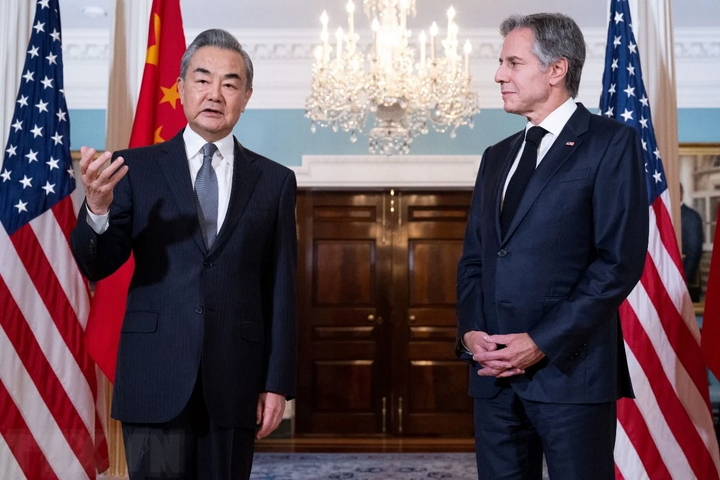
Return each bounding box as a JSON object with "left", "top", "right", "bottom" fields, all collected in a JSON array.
[{"left": 59, "top": 0, "right": 720, "bottom": 31}]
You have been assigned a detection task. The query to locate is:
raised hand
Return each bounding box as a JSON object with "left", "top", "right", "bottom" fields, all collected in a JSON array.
[{"left": 78, "top": 146, "right": 128, "bottom": 215}]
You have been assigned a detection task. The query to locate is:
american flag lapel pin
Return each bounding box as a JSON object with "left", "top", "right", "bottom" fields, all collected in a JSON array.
[{"left": 566, "top": 141, "right": 575, "bottom": 146}]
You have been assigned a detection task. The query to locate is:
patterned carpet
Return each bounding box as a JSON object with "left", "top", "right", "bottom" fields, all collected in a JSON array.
[{"left": 250, "top": 453, "right": 479, "bottom": 479}]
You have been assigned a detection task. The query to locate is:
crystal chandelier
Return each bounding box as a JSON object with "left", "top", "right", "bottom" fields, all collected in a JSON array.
[{"left": 305, "top": 0, "right": 480, "bottom": 155}]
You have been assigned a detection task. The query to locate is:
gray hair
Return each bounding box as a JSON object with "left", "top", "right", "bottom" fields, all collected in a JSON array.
[
  {"left": 180, "top": 28, "right": 254, "bottom": 90},
  {"left": 500, "top": 13, "right": 585, "bottom": 98}
]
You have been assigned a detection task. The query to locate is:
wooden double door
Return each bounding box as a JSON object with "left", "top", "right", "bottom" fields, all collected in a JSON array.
[{"left": 296, "top": 190, "right": 474, "bottom": 436}]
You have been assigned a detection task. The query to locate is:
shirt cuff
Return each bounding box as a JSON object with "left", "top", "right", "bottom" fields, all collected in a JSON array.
[{"left": 86, "top": 209, "right": 109, "bottom": 234}]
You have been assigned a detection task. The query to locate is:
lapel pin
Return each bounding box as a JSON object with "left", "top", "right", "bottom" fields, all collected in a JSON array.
[{"left": 566, "top": 141, "right": 575, "bottom": 146}]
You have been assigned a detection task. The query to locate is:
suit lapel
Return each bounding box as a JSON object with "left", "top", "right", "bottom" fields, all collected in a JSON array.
[
  {"left": 156, "top": 131, "right": 208, "bottom": 253},
  {"left": 501, "top": 104, "right": 592, "bottom": 244},
  {"left": 209, "top": 138, "right": 262, "bottom": 256}
]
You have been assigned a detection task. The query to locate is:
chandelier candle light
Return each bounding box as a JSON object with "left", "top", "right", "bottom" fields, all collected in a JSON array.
[{"left": 305, "top": 0, "right": 480, "bottom": 155}]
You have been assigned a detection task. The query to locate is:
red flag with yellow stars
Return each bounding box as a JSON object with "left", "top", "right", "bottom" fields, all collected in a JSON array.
[{"left": 85, "top": 0, "right": 187, "bottom": 382}]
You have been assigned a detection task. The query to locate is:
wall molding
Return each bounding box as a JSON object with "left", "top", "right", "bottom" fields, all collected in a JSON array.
[
  {"left": 62, "top": 27, "right": 720, "bottom": 110},
  {"left": 292, "top": 155, "right": 482, "bottom": 188}
]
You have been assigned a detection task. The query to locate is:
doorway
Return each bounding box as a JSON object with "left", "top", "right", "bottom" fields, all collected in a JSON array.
[{"left": 295, "top": 190, "right": 473, "bottom": 436}]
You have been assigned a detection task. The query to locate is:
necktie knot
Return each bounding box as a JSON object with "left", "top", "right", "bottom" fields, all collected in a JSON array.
[
  {"left": 202, "top": 142, "right": 218, "bottom": 164},
  {"left": 525, "top": 126, "right": 548, "bottom": 149}
]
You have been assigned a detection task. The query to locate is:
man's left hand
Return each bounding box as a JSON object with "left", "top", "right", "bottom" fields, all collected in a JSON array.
[
  {"left": 256, "top": 392, "right": 286, "bottom": 439},
  {"left": 473, "top": 333, "right": 545, "bottom": 378}
]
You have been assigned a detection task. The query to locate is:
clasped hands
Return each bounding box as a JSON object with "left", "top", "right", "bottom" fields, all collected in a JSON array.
[{"left": 463, "top": 330, "right": 545, "bottom": 378}]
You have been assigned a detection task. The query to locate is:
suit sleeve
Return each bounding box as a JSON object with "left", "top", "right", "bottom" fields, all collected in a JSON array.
[
  {"left": 70, "top": 151, "right": 134, "bottom": 281},
  {"left": 529, "top": 126, "right": 649, "bottom": 373},
  {"left": 262, "top": 170, "right": 298, "bottom": 398},
  {"left": 456, "top": 149, "right": 490, "bottom": 359}
]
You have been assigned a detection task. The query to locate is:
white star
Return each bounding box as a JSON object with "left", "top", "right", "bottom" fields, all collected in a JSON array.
[
  {"left": 620, "top": 108, "right": 634, "bottom": 122},
  {"left": 59, "top": 88, "right": 65, "bottom": 97},
  {"left": 38, "top": 0, "right": 50, "bottom": 9},
  {"left": 67, "top": 167, "right": 75, "bottom": 178},
  {"left": 641, "top": 139, "right": 647, "bottom": 151},
  {"left": 6, "top": 145, "right": 17, "bottom": 157},
  {"left": 645, "top": 161, "right": 648, "bottom": 172},
  {"left": 608, "top": 83, "right": 616, "bottom": 95},
  {"left": 28, "top": 45, "right": 39, "bottom": 58},
  {"left": 653, "top": 171, "right": 662, "bottom": 183},
  {"left": 14, "top": 200, "right": 28, "bottom": 213},
  {"left": 47, "top": 157, "right": 60, "bottom": 170},
  {"left": 17, "top": 95, "right": 29, "bottom": 107},
  {"left": 45, "top": 52, "right": 57, "bottom": 65},
  {"left": 628, "top": 42, "right": 638, "bottom": 54},
  {"left": 639, "top": 117, "right": 648, "bottom": 129},
  {"left": 25, "top": 150, "right": 38, "bottom": 163},
  {"left": 35, "top": 99, "right": 48, "bottom": 113},
  {"left": 20, "top": 175, "right": 33, "bottom": 189},
  {"left": 41, "top": 76, "right": 53, "bottom": 89},
  {"left": 33, "top": 20, "right": 45, "bottom": 34},
  {"left": 623, "top": 85, "right": 636, "bottom": 98},
  {"left": 42, "top": 181, "right": 56, "bottom": 195},
  {"left": 614, "top": 12, "right": 624, "bottom": 24},
  {"left": 1, "top": 169, "right": 11, "bottom": 182},
  {"left": 604, "top": 106, "right": 614, "bottom": 118},
  {"left": 50, "top": 29, "right": 61, "bottom": 42},
  {"left": 639, "top": 95, "right": 649, "bottom": 107},
  {"left": 627, "top": 63, "right": 635, "bottom": 76},
  {"left": 56, "top": 109, "right": 67, "bottom": 122},
  {"left": 51, "top": 132, "right": 63, "bottom": 145},
  {"left": 654, "top": 148, "right": 661, "bottom": 160},
  {"left": 30, "top": 124, "right": 43, "bottom": 138},
  {"left": 22, "top": 70, "right": 34, "bottom": 83},
  {"left": 613, "top": 36, "right": 622, "bottom": 48},
  {"left": 11, "top": 120, "right": 23, "bottom": 132},
  {"left": 611, "top": 58, "right": 619, "bottom": 71}
]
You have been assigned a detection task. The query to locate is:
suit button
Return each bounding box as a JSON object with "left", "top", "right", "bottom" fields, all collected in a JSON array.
[
  {"left": 195, "top": 305, "right": 204, "bottom": 314},
  {"left": 498, "top": 249, "right": 507, "bottom": 257},
  {"left": 204, "top": 261, "right": 214, "bottom": 268}
]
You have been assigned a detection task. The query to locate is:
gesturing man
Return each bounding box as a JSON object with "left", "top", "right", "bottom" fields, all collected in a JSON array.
[{"left": 72, "top": 29, "right": 297, "bottom": 479}]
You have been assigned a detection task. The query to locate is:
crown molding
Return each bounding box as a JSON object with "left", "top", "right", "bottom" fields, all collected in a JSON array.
[{"left": 61, "top": 27, "right": 720, "bottom": 110}]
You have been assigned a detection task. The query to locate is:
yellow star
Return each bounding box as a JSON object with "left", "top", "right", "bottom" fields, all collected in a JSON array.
[
  {"left": 146, "top": 13, "right": 161, "bottom": 66},
  {"left": 153, "top": 126, "right": 164, "bottom": 144},
  {"left": 159, "top": 84, "right": 181, "bottom": 109}
]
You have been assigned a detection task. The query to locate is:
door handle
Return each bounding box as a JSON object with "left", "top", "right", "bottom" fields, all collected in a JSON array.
[{"left": 368, "top": 314, "right": 383, "bottom": 325}]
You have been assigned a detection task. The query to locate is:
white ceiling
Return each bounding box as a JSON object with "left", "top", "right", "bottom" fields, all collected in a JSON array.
[{"left": 59, "top": 0, "right": 720, "bottom": 31}]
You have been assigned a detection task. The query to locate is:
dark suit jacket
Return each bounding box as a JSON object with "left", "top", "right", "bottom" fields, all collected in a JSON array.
[
  {"left": 456, "top": 103, "right": 648, "bottom": 404},
  {"left": 681, "top": 203, "right": 704, "bottom": 283},
  {"left": 71, "top": 131, "right": 297, "bottom": 429}
]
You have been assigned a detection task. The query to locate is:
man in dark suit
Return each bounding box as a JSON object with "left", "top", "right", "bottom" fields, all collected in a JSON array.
[
  {"left": 456, "top": 13, "right": 648, "bottom": 480},
  {"left": 71, "top": 29, "right": 296, "bottom": 479},
  {"left": 680, "top": 183, "right": 704, "bottom": 301}
]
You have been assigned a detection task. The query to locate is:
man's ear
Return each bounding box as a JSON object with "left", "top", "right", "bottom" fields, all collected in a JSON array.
[
  {"left": 548, "top": 57, "right": 569, "bottom": 88},
  {"left": 177, "top": 77, "right": 185, "bottom": 105}
]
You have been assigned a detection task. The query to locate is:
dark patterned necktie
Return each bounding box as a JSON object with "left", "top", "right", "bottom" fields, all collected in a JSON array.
[
  {"left": 501, "top": 126, "right": 548, "bottom": 236},
  {"left": 194, "top": 142, "right": 219, "bottom": 249}
]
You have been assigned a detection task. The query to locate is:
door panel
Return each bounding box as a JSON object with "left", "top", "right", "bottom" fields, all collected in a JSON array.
[
  {"left": 392, "top": 193, "right": 474, "bottom": 436},
  {"left": 296, "top": 192, "right": 391, "bottom": 435}
]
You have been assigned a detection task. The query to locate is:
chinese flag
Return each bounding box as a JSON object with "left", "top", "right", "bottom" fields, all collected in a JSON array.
[
  {"left": 86, "top": 0, "right": 187, "bottom": 382},
  {"left": 702, "top": 205, "right": 720, "bottom": 379}
]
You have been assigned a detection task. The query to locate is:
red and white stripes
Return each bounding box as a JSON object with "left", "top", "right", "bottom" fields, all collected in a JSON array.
[{"left": 616, "top": 190, "right": 720, "bottom": 479}]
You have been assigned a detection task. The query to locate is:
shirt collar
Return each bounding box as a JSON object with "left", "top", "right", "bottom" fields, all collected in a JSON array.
[
  {"left": 526, "top": 97, "right": 577, "bottom": 138},
  {"left": 183, "top": 127, "right": 235, "bottom": 166}
]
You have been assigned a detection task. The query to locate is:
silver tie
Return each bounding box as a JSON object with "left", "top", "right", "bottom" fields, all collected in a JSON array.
[{"left": 194, "top": 142, "right": 219, "bottom": 249}]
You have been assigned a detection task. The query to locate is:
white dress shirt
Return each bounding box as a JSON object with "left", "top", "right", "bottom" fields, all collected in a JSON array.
[
  {"left": 87, "top": 127, "right": 235, "bottom": 235},
  {"left": 501, "top": 97, "right": 578, "bottom": 201}
]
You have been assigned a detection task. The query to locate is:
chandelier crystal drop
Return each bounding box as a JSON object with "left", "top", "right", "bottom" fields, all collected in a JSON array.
[{"left": 305, "top": 0, "right": 480, "bottom": 155}]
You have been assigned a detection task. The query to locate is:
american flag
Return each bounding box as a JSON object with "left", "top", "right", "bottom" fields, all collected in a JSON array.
[
  {"left": 600, "top": 1, "right": 720, "bottom": 478},
  {"left": 0, "top": 0, "right": 107, "bottom": 478}
]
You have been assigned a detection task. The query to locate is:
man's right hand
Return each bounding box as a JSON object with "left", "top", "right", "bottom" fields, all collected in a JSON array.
[
  {"left": 79, "top": 146, "right": 128, "bottom": 215},
  {"left": 463, "top": 330, "right": 523, "bottom": 377}
]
